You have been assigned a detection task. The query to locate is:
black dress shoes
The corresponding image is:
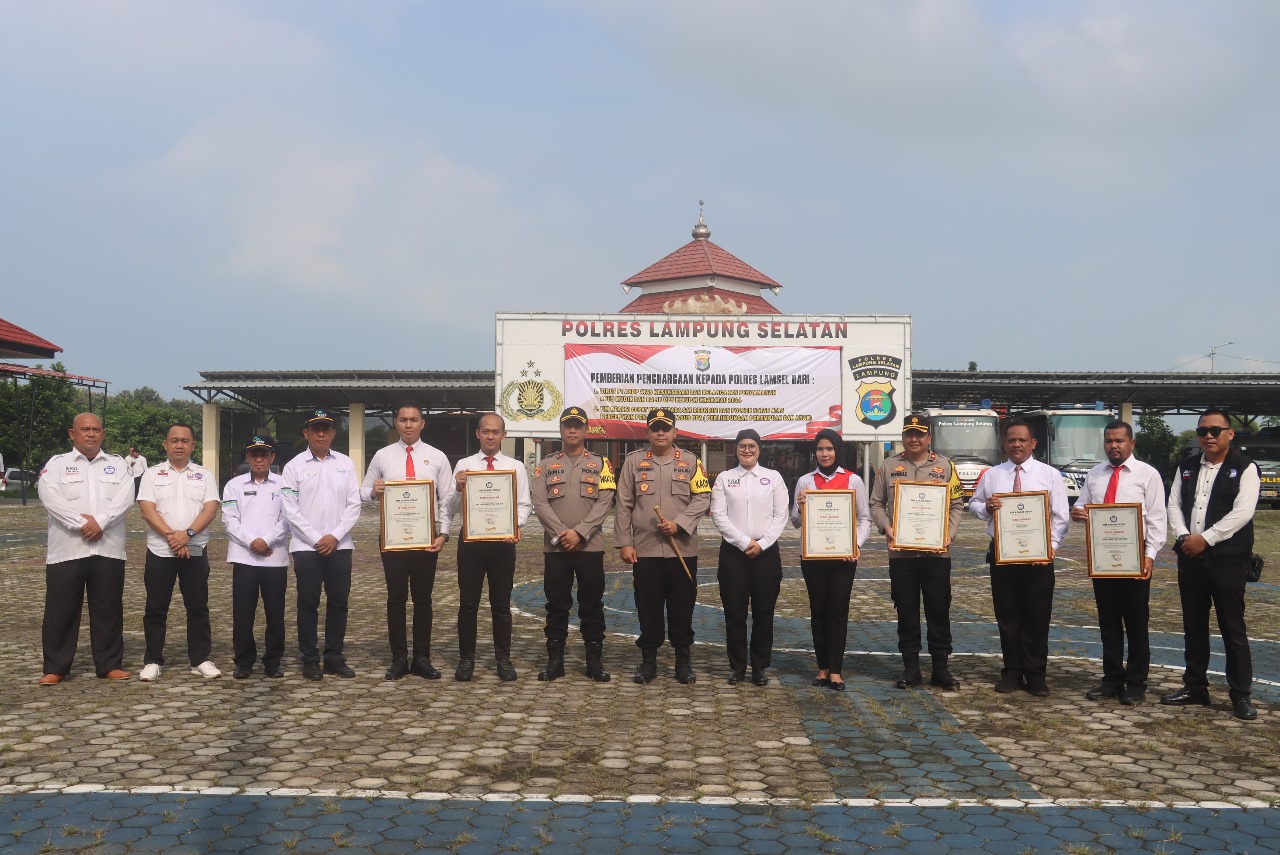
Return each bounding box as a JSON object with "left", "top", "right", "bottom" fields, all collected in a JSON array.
[
  {"left": 1024, "top": 676, "right": 1050, "bottom": 697},
  {"left": 812, "top": 676, "right": 830, "bottom": 687},
  {"left": 324, "top": 660, "right": 356, "bottom": 678},
  {"left": 828, "top": 679, "right": 846, "bottom": 692},
  {"left": 233, "top": 664, "right": 252, "bottom": 680},
  {"left": 385, "top": 658, "right": 409, "bottom": 681},
  {"left": 496, "top": 659, "right": 518, "bottom": 682},
  {"left": 454, "top": 658, "right": 475, "bottom": 682},
  {"left": 302, "top": 660, "right": 323, "bottom": 681},
  {"left": 1160, "top": 687, "right": 1210, "bottom": 706},
  {"left": 751, "top": 671, "right": 770, "bottom": 687},
  {"left": 1120, "top": 686, "right": 1145, "bottom": 706},
  {"left": 1085, "top": 684, "right": 1121, "bottom": 701},
  {"left": 410, "top": 657, "right": 441, "bottom": 680},
  {"left": 994, "top": 673, "right": 1023, "bottom": 694},
  {"left": 727, "top": 670, "right": 745, "bottom": 685},
  {"left": 265, "top": 666, "right": 285, "bottom": 679},
  {"left": 1232, "top": 696, "right": 1258, "bottom": 721}
]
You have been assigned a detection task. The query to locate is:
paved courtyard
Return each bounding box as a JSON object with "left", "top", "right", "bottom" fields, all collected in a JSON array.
[{"left": 1, "top": 502, "right": 1278, "bottom": 853}]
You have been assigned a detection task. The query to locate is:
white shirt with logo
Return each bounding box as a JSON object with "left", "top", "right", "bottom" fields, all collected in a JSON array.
[
  {"left": 281, "top": 449, "right": 362, "bottom": 553},
  {"left": 711, "top": 464, "right": 790, "bottom": 552},
  {"left": 221, "top": 471, "right": 289, "bottom": 567},
  {"left": 125, "top": 454, "right": 148, "bottom": 477},
  {"left": 138, "top": 460, "right": 220, "bottom": 556},
  {"left": 38, "top": 449, "right": 134, "bottom": 563}
]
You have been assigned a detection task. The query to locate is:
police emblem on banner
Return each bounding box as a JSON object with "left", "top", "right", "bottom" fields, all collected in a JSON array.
[
  {"left": 848, "top": 353, "right": 903, "bottom": 428},
  {"left": 499, "top": 360, "right": 564, "bottom": 422},
  {"left": 694, "top": 349, "right": 712, "bottom": 372}
]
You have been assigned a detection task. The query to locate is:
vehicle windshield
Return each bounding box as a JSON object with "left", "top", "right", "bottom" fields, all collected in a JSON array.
[
  {"left": 930, "top": 416, "right": 1001, "bottom": 463},
  {"left": 1240, "top": 444, "right": 1280, "bottom": 466},
  {"left": 1047, "top": 414, "right": 1111, "bottom": 466}
]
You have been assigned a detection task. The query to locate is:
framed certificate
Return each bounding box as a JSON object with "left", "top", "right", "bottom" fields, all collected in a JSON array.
[
  {"left": 1085, "top": 503, "right": 1146, "bottom": 578},
  {"left": 801, "top": 489, "right": 858, "bottom": 561},
  {"left": 463, "top": 470, "right": 518, "bottom": 541},
  {"left": 380, "top": 480, "right": 437, "bottom": 551},
  {"left": 992, "top": 490, "right": 1051, "bottom": 564},
  {"left": 891, "top": 480, "right": 950, "bottom": 552}
]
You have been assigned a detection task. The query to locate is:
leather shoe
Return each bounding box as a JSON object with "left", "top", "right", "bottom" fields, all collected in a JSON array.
[
  {"left": 1160, "top": 687, "right": 1210, "bottom": 706},
  {"left": 751, "top": 671, "right": 770, "bottom": 687},
  {"left": 811, "top": 675, "right": 830, "bottom": 687},
  {"left": 265, "top": 666, "right": 285, "bottom": 679},
  {"left": 1085, "top": 684, "right": 1121, "bottom": 701},
  {"left": 102, "top": 669, "right": 130, "bottom": 680},
  {"left": 324, "top": 660, "right": 356, "bottom": 678},
  {"left": 994, "top": 673, "right": 1023, "bottom": 694},
  {"left": 727, "top": 670, "right": 746, "bottom": 685},
  {"left": 1232, "top": 696, "right": 1258, "bottom": 721},
  {"left": 38, "top": 673, "right": 63, "bottom": 686},
  {"left": 410, "top": 657, "right": 441, "bottom": 680},
  {"left": 454, "top": 658, "right": 475, "bottom": 682},
  {"left": 1120, "top": 686, "right": 1145, "bottom": 706},
  {"left": 828, "top": 678, "right": 846, "bottom": 692},
  {"left": 496, "top": 659, "right": 518, "bottom": 682},
  {"left": 384, "top": 658, "right": 409, "bottom": 681},
  {"left": 1024, "top": 676, "right": 1050, "bottom": 697},
  {"left": 302, "top": 660, "right": 323, "bottom": 681},
  {"left": 233, "top": 664, "right": 252, "bottom": 680}
]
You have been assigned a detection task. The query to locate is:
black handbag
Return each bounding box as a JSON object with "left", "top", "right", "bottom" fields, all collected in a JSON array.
[{"left": 1247, "top": 553, "right": 1264, "bottom": 583}]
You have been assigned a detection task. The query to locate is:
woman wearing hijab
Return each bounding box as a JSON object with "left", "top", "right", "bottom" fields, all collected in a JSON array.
[
  {"left": 710, "top": 429, "right": 791, "bottom": 686},
  {"left": 790, "top": 428, "right": 871, "bottom": 691}
]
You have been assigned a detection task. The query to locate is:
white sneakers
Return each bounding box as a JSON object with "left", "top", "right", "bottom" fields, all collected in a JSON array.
[
  {"left": 139, "top": 663, "right": 161, "bottom": 681},
  {"left": 191, "top": 661, "right": 222, "bottom": 679}
]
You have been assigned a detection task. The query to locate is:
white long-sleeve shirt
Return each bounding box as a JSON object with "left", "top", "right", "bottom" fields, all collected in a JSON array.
[
  {"left": 125, "top": 454, "right": 147, "bottom": 477},
  {"left": 1168, "top": 454, "right": 1261, "bottom": 544},
  {"left": 969, "top": 457, "right": 1071, "bottom": 549},
  {"left": 442, "top": 451, "right": 532, "bottom": 533},
  {"left": 1077, "top": 456, "right": 1167, "bottom": 560},
  {"left": 281, "top": 448, "right": 362, "bottom": 552},
  {"left": 360, "top": 440, "right": 456, "bottom": 540},
  {"left": 221, "top": 471, "right": 289, "bottom": 567},
  {"left": 137, "top": 460, "right": 220, "bottom": 556},
  {"left": 789, "top": 468, "right": 872, "bottom": 548},
  {"left": 711, "top": 464, "right": 790, "bottom": 552},
  {"left": 38, "top": 449, "right": 134, "bottom": 564}
]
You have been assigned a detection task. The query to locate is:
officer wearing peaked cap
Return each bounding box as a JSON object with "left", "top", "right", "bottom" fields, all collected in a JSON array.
[
  {"left": 614, "top": 408, "right": 711, "bottom": 685},
  {"left": 530, "top": 407, "right": 617, "bottom": 682}
]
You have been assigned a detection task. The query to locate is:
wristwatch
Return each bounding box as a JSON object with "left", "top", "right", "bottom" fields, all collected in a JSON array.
[{"left": 186, "top": 528, "right": 197, "bottom": 538}]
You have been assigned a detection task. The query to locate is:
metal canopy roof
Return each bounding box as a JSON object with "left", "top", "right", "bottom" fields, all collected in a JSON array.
[
  {"left": 911, "top": 370, "right": 1280, "bottom": 416},
  {"left": 185, "top": 370, "right": 496, "bottom": 413}
]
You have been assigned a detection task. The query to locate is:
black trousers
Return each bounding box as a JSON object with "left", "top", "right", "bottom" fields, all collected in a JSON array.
[
  {"left": 801, "top": 559, "right": 856, "bottom": 674},
  {"left": 381, "top": 550, "right": 439, "bottom": 660},
  {"left": 42, "top": 556, "right": 126, "bottom": 676},
  {"left": 457, "top": 539, "right": 516, "bottom": 660},
  {"left": 632, "top": 556, "right": 698, "bottom": 650},
  {"left": 717, "top": 542, "right": 782, "bottom": 673},
  {"left": 1092, "top": 577, "right": 1151, "bottom": 690},
  {"left": 989, "top": 549, "right": 1055, "bottom": 679},
  {"left": 143, "top": 550, "right": 212, "bottom": 667},
  {"left": 293, "top": 549, "right": 352, "bottom": 663},
  {"left": 232, "top": 563, "right": 288, "bottom": 670},
  {"left": 889, "top": 554, "right": 953, "bottom": 657},
  {"left": 1178, "top": 553, "right": 1252, "bottom": 699},
  {"left": 544, "top": 551, "right": 606, "bottom": 644}
]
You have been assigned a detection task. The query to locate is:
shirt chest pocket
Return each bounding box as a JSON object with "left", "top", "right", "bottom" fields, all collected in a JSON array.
[
  {"left": 669, "top": 476, "right": 690, "bottom": 498},
  {"left": 62, "top": 473, "right": 86, "bottom": 499}
]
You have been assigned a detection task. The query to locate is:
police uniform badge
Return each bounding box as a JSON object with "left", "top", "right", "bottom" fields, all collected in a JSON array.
[{"left": 691, "top": 461, "right": 711, "bottom": 495}]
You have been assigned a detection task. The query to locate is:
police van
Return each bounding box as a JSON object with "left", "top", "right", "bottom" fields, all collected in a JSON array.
[
  {"left": 1016, "top": 408, "right": 1115, "bottom": 503},
  {"left": 1182, "top": 428, "right": 1280, "bottom": 510},
  {"left": 924, "top": 408, "right": 1001, "bottom": 498}
]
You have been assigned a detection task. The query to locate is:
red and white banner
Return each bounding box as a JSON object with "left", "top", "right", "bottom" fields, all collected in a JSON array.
[{"left": 564, "top": 344, "right": 842, "bottom": 440}]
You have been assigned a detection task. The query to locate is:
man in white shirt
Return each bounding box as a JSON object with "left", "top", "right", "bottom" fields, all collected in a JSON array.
[
  {"left": 969, "top": 419, "right": 1071, "bottom": 697},
  {"left": 222, "top": 436, "right": 289, "bottom": 679},
  {"left": 37, "top": 413, "right": 134, "bottom": 684},
  {"left": 126, "top": 447, "right": 147, "bottom": 498},
  {"left": 282, "top": 409, "right": 363, "bottom": 681},
  {"left": 361, "top": 402, "right": 455, "bottom": 681},
  {"left": 443, "top": 412, "right": 532, "bottom": 682},
  {"left": 710, "top": 428, "right": 790, "bottom": 686},
  {"left": 1070, "top": 420, "right": 1167, "bottom": 706},
  {"left": 137, "top": 423, "right": 222, "bottom": 681},
  {"left": 1161, "top": 407, "right": 1261, "bottom": 721}
]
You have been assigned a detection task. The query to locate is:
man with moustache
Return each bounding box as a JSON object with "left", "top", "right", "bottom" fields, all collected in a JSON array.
[
  {"left": 362, "top": 402, "right": 455, "bottom": 681},
  {"left": 37, "top": 413, "right": 134, "bottom": 684},
  {"left": 969, "top": 419, "right": 1070, "bottom": 697},
  {"left": 1071, "top": 420, "right": 1167, "bottom": 706}
]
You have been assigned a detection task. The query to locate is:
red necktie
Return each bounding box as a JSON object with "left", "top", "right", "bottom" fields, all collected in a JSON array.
[
  {"left": 1103, "top": 465, "right": 1122, "bottom": 503},
  {"left": 405, "top": 445, "right": 416, "bottom": 479},
  {"left": 1012, "top": 464, "right": 1022, "bottom": 493},
  {"left": 485, "top": 456, "right": 495, "bottom": 471}
]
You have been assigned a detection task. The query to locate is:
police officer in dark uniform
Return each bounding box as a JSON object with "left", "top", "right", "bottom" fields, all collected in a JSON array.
[
  {"left": 530, "top": 407, "right": 617, "bottom": 682},
  {"left": 614, "top": 409, "right": 712, "bottom": 684}
]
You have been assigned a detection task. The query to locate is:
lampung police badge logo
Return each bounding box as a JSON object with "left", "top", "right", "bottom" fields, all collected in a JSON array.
[
  {"left": 848, "top": 353, "right": 902, "bottom": 427},
  {"left": 500, "top": 360, "right": 563, "bottom": 422}
]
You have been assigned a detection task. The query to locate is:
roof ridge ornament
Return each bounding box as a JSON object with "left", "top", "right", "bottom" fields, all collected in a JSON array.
[{"left": 692, "top": 199, "right": 710, "bottom": 240}]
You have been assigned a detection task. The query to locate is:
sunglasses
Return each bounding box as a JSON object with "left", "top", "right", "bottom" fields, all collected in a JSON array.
[{"left": 1195, "top": 426, "right": 1229, "bottom": 437}]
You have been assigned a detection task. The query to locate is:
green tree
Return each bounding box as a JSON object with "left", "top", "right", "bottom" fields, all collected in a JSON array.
[
  {"left": 967, "top": 361, "right": 978, "bottom": 372},
  {"left": 0, "top": 363, "right": 82, "bottom": 471},
  {"left": 101, "top": 387, "right": 203, "bottom": 463},
  {"left": 1134, "top": 412, "right": 1182, "bottom": 484}
]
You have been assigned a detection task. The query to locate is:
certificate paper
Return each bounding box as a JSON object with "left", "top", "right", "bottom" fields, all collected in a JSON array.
[
  {"left": 801, "top": 489, "right": 858, "bottom": 560},
  {"left": 993, "top": 491, "right": 1051, "bottom": 564},
  {"left": 891, "top": 480, "right": 950, "bottom": 552},
  {"left": 1085, "top": 503, "right": 1146, "bottom": 579},
  {"left": 380, "top": 480, "right": 436, "bottom": 551},
  {"left": 463, "top": 470, "right": 518, "bottom": 541}
]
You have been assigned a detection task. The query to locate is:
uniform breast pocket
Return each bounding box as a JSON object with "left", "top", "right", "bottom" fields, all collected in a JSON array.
[
  {"left": 62, "top": 476, "right": 85, "bottom": 500},
  {"left": 670, "top": 478, "right": 690, "bottom": 498}
]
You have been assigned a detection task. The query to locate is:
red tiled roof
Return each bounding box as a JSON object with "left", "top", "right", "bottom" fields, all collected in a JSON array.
[
  {"left": 622, "top": 239, "right": 782, "bottom": 289},
  {"left": 0, "top": 316, "right": 61, "bottom": 358},
  {"left": 0, "top": 363, "right": 104, "bottom": 383},
  {"left": 619, "top": 287, "right": 780, "bottom": 315}
]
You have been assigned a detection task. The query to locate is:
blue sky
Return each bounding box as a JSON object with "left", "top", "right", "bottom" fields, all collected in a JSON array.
[{"left": 3, "top": 1, "right": 1278, "bottom": 398}]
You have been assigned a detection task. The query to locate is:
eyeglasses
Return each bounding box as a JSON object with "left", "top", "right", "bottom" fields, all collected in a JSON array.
[
  {"left": 736, "top": 444, "right": 759, "bottom": 452},
  {"left": 1195, "top": 426, "right": 1229, "bottom": 437}
]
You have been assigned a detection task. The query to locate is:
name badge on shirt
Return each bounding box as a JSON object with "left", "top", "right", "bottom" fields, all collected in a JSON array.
[{"left": 243, "top": 490, "right": 257, "bottom": 496}]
